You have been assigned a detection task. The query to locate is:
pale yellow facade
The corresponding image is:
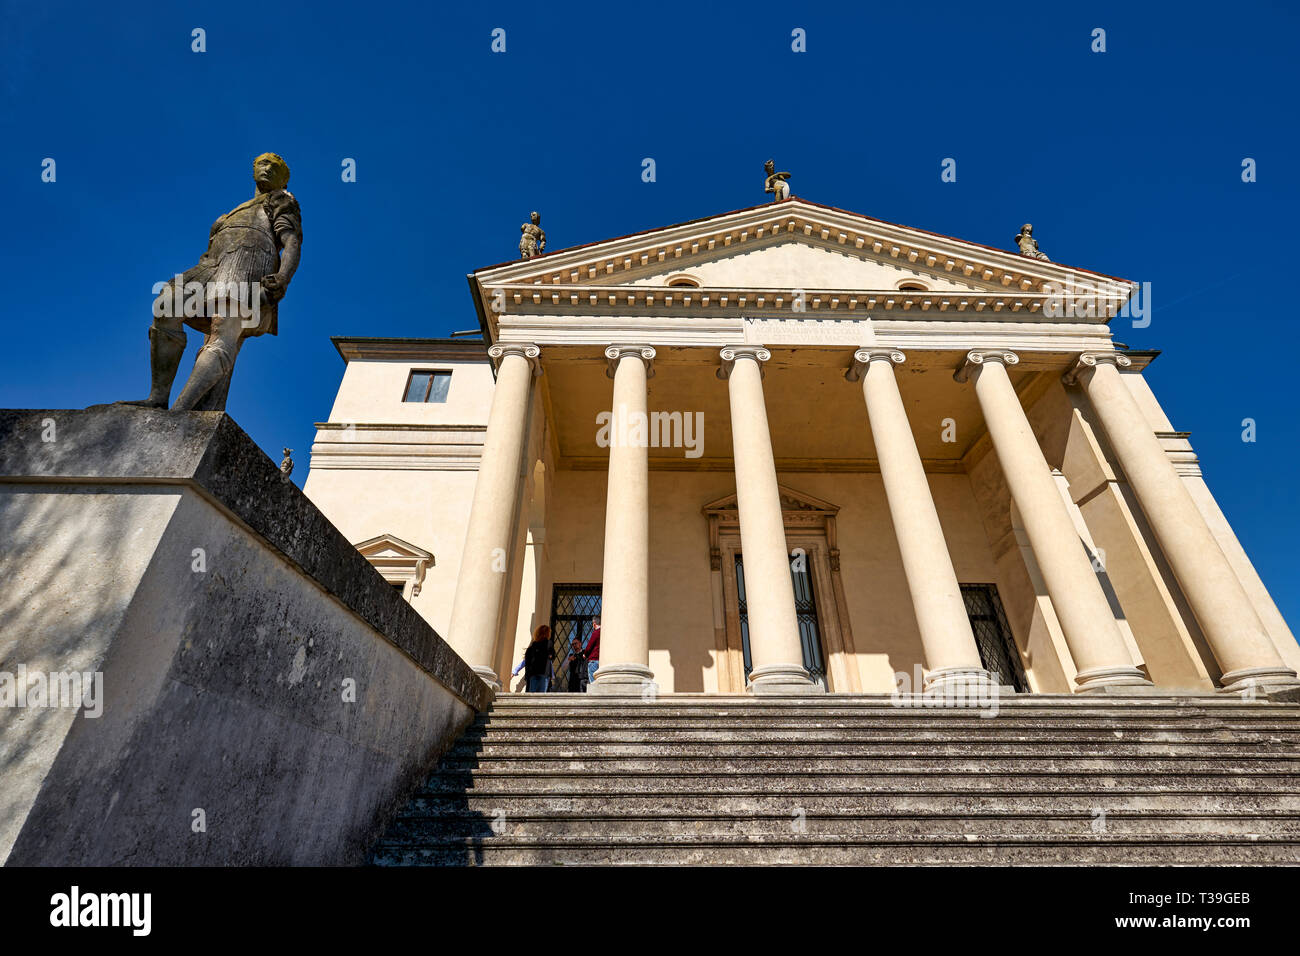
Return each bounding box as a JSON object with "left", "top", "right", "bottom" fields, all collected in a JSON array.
[{"left": 304, "top": 199, "right": 1300, "bottom": 697}]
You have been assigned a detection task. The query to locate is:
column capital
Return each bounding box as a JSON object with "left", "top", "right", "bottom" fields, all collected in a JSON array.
[
  {"left": 953, "top": 349, "right": 1019, "bottom": 383},
  {"left": 845, "top": 348, "right": 905, "bottom": 382},
  {"left": 604, "top": 344, "right": 657, "bottom": 379},
  {"left": 717, "top": 345, "right": 771, "bottom": 380},
  {"left": 1062, "top": 350, "right": 1133, "bottom": 386},
  {"left": 488, "top": 342, "right": 543, "bottom": 376}
]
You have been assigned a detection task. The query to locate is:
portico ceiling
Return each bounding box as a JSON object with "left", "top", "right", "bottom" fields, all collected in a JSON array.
[{"left": 540, "top": 344, "right": 1036, "bottom": 472}]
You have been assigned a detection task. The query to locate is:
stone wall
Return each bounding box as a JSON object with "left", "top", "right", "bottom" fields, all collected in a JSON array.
[{"left": 0, "top": 408, "right": 491, "bottom": 865}]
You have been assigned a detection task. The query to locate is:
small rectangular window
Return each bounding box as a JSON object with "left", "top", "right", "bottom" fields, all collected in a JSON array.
[{"left": 403, "top": 370, "right": 451, "bottom": 403}]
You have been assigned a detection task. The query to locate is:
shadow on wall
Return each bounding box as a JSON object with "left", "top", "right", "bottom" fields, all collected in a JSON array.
[
  {"left": 0, "top": 484, "right": 179, "bottom": 858},
  {"left": 668, "top": 640, "right": 714, "bottom": 693}
]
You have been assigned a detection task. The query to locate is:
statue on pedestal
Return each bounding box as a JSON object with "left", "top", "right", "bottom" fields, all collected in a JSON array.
[
  {"left": 519, "top": 212, "right": 545, "bottom": 259},
  {"left": 118, "top": 153, "right": 303, "bottom": 411},
  {"left": 1014, "top": 223, "right": 1049, "bottom": 261},
  {"left": 764, "top": 159, "right": 791, "bottom": 202}
]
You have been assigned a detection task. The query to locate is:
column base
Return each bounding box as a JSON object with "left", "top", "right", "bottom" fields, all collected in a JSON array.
[
  {"left": 747, "top": 663, "right": 824, "bottom": 696},
  {"left": 1073, "top": 665, "right": 1154, "bottom": 693},
  {"left": 923, "top": 666, "right": 1001, "bottom": 694},
  {"left": 588, "top": 663, "right": 658, "bottom": 697},
  {"left": 472, "top": 665, "right": 502, "bottom": 695},
  {"left": 1218, "top": 666, "right": 1300, "bottom": 697}
]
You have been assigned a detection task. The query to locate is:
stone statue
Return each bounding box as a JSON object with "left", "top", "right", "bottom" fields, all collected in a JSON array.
[
  {"left": 519, "top": 212, "right": 545, "bottom": 259},
  {"left": 118, "top": 153, "right": 303, "bottom": 411},
  {"left": 1015, "top": 223, "right": 1049, "bottom": 261},
  {"left": 280, "top": 448, "right": 294, "bottom": 480},
  {"left": 764, "top": 159, "right": 791, "bottom": 202}
]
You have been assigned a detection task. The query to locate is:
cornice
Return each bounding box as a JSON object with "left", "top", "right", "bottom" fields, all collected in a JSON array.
[
  {"left": 485, "top": 284, "right": 1127, "bottom": 322},
  {"left": 333, "top": 337, "right": 490, "bottom": 363},
  {"left": 560, "top": 455, "right": 970, "bottom": 474},
  {"left": 313, "top": 422, "right": 487, "bottom": 433}
]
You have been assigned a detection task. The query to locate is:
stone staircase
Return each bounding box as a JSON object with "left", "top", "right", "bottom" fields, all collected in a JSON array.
[{"left": 369, "top": 693, "right": 1300, "bottom": 865}]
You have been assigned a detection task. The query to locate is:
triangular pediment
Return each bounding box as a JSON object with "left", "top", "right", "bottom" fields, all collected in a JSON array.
[
  {"left": 354, "top": 533, "right": 434, "bottom": 562},
  {"left": 627, "top": 236, "right": 993, "bottom": 294},
  {"left": 703, "top": 485, "right": 840, "bottom": 516},
  {"left": 474, "top": 199, "right": 1134, "bottom": 300}
]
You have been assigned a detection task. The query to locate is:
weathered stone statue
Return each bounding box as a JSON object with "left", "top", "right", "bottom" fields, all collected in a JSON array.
[
  {"left": 519, "top": 212, "right": 545, "bottom": 259},
  {"left": 119, "top": 153, "right": 303, "bottom": 411},
  {"left": 280, "top": 448, "right": 294, "bottom": 480},
  {"left": 764, "top": 159, "right": 791, "bottom": 202},
  {"left": 1015, "top": 223, "right": 1049, "bottom": 261}
]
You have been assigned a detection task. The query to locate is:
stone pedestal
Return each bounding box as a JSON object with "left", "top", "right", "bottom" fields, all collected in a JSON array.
[{"left": 0, "top": 408, "right": 490, "bottom": 866}]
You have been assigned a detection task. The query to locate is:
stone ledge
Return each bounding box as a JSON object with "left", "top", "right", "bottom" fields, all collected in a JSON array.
[{"left": 0, "top": 408, "right": 490, "bottom": 710}]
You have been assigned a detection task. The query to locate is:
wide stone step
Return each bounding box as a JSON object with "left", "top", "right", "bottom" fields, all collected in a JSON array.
[
  {"left": 370, "top": 834, "right": 1300, "bottom": 866},
  {"left": 474, "top": 716, "right": 1300, "bottom": 733},
  {"left": 488, "top": 697, "right": 1300, "bottom": 712},
  {"left": 433, "top": 755, "right": 1300, "bottom": 774},
  {"left": 460, "top": 727, "right": 1299, "bottom": 744},
  {"left": 399, "top": 790, "right": 1300, "bottom": 816},
  {"left": 377, "top": 811, "right": 1300, "bottom": 842},
  {"left": 487, "top": 698, "right": 1300, "bottom": 716},
  {"left": 416, "top": 769, "right": 1300, "bottom": 794},
  {"left": 448, "top": 740, "right": 1297, "bottom": 759},
  {"left": 372, "top": 695, "right": 1300, "bottom": 864},
  {"left": 483, "top": 697, "right": 1294, "bottom": 712}
]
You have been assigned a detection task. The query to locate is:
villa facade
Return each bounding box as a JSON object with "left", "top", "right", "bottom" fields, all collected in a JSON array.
[{"left": 303, "top": 199, "right": 1300, "bottom": 698}]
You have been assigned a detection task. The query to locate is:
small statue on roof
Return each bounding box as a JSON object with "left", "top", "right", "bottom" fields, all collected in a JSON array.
[
  {"left": 764, "top": 159, "right": 791, "bottom": 202},
  {"left": 1015, "top": 223, "right": 1050, "bottom": 261},
  {"left": 280, "top": 448, "right": 294, "bottom": 480},
  {"left": 519, "top": 211, "right": 546, "bottom": 259}
]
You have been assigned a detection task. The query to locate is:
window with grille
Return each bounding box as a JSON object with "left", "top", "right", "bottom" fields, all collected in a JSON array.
[
  {"left": 549, "top": 584, "right": 602, "bottom": 692},
  {"left": 961, "top": 583, "right": 1028, "bottom": 692},
  {"left": 735, "top": 554, "right": 827, "bottom": 688},
  {"left": 403, "top": 369, "right": 451, "bottom": 403}
]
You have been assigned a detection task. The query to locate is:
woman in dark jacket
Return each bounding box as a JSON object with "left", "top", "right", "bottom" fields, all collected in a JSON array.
[{"left": 512, "top": 625, "right": 553, "bottom": 693}]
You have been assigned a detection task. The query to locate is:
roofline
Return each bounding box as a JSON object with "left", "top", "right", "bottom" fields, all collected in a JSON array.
[
  {"left": 470, "top": 196, "right": 1134, "bottom": 284},
  {"left": 331, "top": 336, "right": 489, "bottom": 363},
  {"left": 1119, "top": 347, "right": 1161, "bottom": 371},
  {"left": 466, "top": 272, "right": 493, "bottom": 344}
]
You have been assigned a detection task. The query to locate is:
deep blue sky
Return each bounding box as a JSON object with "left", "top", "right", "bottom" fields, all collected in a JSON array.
[{"left": 2, "top": 1, "right": 1297, "bottom": 633}]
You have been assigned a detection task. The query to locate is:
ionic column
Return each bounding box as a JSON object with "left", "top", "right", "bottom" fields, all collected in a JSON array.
[
  {"left": 590, "top": 345, "right": 657, "bottom": 695},
  {"left": 955, "top": 350, "right": 1150, "bottom": 691},
  {"left": 847, "top": 349, "right": 993, "bottom": 691},
  {"left": 1067, "top": 351, "right": 1299, "bottom": 694},
  {"left": 446, "top": 343, "right": 541, "bottom": 689},
  {"left": 718, "top": 346, "right": 819, "bottom": 694}
]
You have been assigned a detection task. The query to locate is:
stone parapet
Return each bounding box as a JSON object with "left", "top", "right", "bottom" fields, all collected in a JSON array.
[{"left": 0, "top": 408, "right": 490, "bottom": 865}]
